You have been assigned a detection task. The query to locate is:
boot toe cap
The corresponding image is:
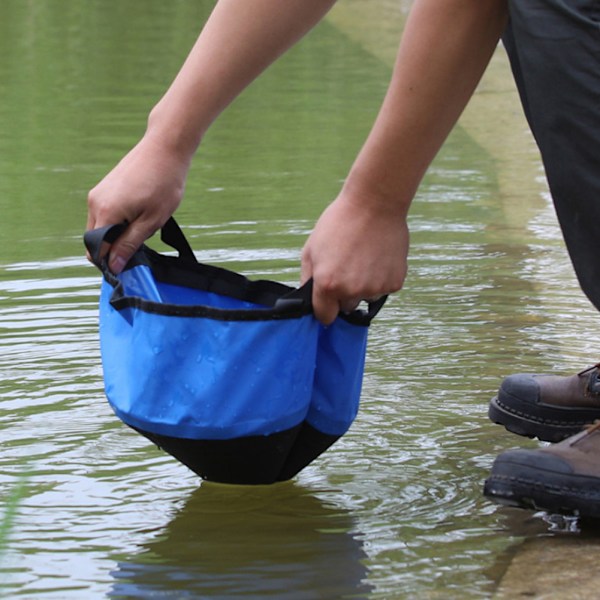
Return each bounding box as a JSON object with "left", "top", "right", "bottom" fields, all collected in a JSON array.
[
  {"left": 499, "top": 373, "right": 542, "bottom": 405},
  {"left": 492, "top": 448, "right": 574, "bottom": 476}
]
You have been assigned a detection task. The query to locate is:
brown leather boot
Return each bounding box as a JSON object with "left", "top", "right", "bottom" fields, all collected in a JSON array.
[
  {"left": 484, "top": 422, "right": 600, "bottom": 518},
  {"left": 488, "top": 364, "right": 600, "bottom": 442}
]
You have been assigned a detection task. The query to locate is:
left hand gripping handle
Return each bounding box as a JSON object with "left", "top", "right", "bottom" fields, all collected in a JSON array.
[{"left": 83, "top": 222, "right": 128, "bottom": 268}]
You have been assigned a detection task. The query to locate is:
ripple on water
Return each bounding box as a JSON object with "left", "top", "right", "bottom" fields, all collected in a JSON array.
[{"left": 1, "top": 220, "right": 596, "bottom": 599}]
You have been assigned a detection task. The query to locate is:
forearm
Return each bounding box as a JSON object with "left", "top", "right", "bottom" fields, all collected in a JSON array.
[
  {"left": 344, "top": 0, "right": 508, "bottom": 215},
  {"left": 147, "top": 0, "right": 337, "bottom": 158}
]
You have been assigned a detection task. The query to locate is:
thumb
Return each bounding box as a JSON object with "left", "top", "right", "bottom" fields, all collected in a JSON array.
[{"left": 108, "top": 223, "right": 155, "bottom": 274}]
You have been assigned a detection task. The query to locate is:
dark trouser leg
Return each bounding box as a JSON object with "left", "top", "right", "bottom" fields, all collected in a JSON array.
[{"left": 503, "top": 0, "right": 600, "bottom": 310}]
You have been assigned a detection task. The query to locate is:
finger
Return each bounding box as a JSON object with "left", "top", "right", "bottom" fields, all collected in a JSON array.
[
  {"left": 85, "top": 240, "right": 112, "bottom": 266},
  {"left": 340, "top": 298, "right": 361, "bottom": 313},
  {"left": 299, "top": 245, "right": 313, "bottom": 286},
  {"left": 85, "top": 213, "right": 112, "bottom": 265},
  {"left": 312, "top": 284, "right": 341, "bottom": 326},
  {"left": 85, "top": 215, "right": 96, "bottom": 264},
  {"left": 107, "top": 222, "right": 156, "bottom": 274},
  {"left": 86, "top": 213, "right": 95, "bottom": 232}
]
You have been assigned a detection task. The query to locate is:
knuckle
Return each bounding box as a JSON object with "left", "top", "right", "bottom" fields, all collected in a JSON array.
[
  {"left": 87, "top": 188, "right": 98, "bottom": 208},
  {"left": 117, "top": 238, "right": 139, "bottom": 254},
  {"left": 317, "top": 275, "right": 340, "bottom": 296},
  {"left": 391, "top": 272, "right": 407, "bottom": 292}
]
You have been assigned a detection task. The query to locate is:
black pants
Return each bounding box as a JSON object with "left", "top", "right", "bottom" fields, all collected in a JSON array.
[{"left": 503, "top": 0, "right": 600, "bottom": 310}]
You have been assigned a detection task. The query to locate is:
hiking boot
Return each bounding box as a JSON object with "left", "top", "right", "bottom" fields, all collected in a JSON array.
[
  {"left": 488, "top": 364, "right": 600, "bottom": 442},
  {"left": 483, "top": 422, "right": 600, "bottom": 519}
]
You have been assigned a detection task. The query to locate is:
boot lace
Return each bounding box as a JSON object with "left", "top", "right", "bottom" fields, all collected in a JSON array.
[
  {"left": 583, "top": 420, "right": 600, "bottom": 434},
  {"left": 578, "top": 363, "right": 600, "bottom": 377}
]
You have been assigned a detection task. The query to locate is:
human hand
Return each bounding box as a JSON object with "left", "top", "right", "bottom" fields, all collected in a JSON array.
[
  {"left": 301, "top": 193, "right": 409, "bottom": 325},
  {"left": 86, "top": 134, "right": 191, "bottom": 273}
]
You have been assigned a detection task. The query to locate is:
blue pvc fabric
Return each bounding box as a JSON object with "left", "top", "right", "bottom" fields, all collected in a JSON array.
[
  {"left": 90, "top": 219, "right": 381, "bottom": 444},
  {"left": 309, "top": 318, "right": 368, "bottom": 436},
  {"left": 100, "top": 266, "right": 318, "bottom": 439}
]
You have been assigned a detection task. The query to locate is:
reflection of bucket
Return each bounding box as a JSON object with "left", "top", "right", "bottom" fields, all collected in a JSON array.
[
  {"left": 109, "top": 482, "right": 373, "bottom": 598},
  {"left": 85, "top": 218, "right": 384, "bottom": 484}
]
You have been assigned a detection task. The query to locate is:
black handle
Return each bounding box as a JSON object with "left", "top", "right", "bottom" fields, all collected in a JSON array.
[
  {"left": 345, "top": 294, "right": 387, "bottom": 326},
  {"left": 84, "top": 218, "right": 387, "bottom": 324},
  {"left": 159, "top": 217, "right": 196, "bottom": 262},
  {"left": 276, "top": 279, "right": 386, "bottom": 325},
  {"left": 83, "top": 222, "right": 128, "bottom": 267},
  {"left": 84, "top": 217, "right": 197, "bottom": 270}
]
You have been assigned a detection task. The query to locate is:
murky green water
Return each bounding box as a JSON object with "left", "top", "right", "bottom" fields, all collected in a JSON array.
[{"left": 3, "top": 1, "right": 600, "bottom": 598}]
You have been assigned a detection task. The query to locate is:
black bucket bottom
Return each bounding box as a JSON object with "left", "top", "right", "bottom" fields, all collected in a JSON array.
[{"left": 134, "top": 422, "right": 340, "bottom": 485}]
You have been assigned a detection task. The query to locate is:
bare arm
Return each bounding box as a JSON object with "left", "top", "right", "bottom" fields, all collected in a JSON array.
[
  {"left": 87, "top": 0, "right": 337, "bottom": 273},
  {"left": 302, "top": 0, "right": 508, "bottom": 323}
]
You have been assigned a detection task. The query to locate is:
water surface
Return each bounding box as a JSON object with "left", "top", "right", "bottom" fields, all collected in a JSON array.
[{"left": 2, "top": 1, "right": 600, "bottom": 598}]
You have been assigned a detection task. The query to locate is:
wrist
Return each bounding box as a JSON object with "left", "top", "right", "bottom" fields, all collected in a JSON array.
[
  {"left": 341, "top": 167, "right": 413, "bottom": 220},
  {"left": 145, "top": 101, "right": 205, "bottom": 161}
]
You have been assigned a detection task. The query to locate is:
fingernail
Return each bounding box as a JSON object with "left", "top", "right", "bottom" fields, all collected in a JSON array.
[{"left": 110, "top": 255, "right": 127, "bottom": 274}]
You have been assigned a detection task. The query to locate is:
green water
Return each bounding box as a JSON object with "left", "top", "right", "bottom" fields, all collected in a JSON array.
[{"left": 2, "top": 1, "right": 600, "bottom": 598}]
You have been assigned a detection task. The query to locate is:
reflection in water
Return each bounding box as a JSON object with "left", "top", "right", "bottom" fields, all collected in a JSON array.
[
  {"left": 543, "top": 513, "right": 581, "bottom": 534},
  {"left": 109, "top": 483, "right": 372, "bottom": 599}
]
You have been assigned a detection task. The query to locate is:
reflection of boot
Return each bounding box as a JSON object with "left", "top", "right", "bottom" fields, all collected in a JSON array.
[
  {"left": 484, "top": 422, "right": 600, "bottom": 518},
  {"left": 488, "top": 364, "right": 600, "bottom": 442}
]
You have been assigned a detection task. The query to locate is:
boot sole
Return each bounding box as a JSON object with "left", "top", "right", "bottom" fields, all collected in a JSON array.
[
  {"left": 484, "top": 453, "right": 600, "bottom": 519},
  {"left": 488, "top": 396, "right": 597, "bottom": 443}
]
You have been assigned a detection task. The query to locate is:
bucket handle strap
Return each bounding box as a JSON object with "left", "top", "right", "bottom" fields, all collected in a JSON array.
[
  {"left": 84, "top": 218, "right": 387, "bottom": 324},
  {"left": 159, "top": 217, "right": 197, "bottom": 262},
  {"left": 281, "top": 279, "right": 387, "bottom": 325},
  {"left": 84, "top": 217, "right": 196, "bottom": 269},
  {"left": 83, "top": 222, "right": 128, "bottom": 268}
]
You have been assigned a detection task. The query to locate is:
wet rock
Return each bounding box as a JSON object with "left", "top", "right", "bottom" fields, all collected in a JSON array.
[{"left": 494, "top": 535, "right": 600, "bottom": 599}]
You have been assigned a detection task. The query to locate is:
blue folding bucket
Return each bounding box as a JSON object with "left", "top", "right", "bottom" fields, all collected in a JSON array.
[{"left": 85, "top": 218, "right": 384, "bottom": 484}]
